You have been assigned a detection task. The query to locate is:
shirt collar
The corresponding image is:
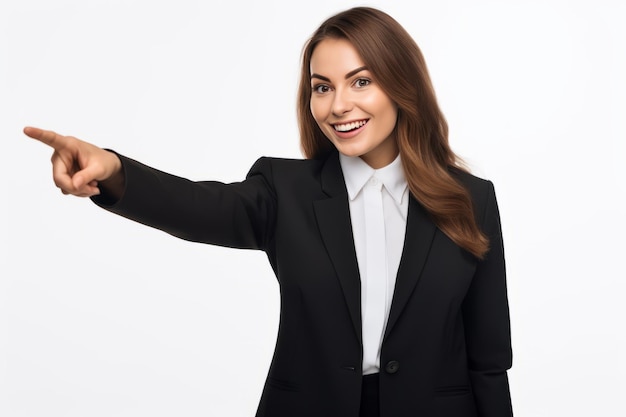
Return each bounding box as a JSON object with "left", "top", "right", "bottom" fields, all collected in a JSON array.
[{"left": 339, "top": 153, "right": 408, "bottom": 206}]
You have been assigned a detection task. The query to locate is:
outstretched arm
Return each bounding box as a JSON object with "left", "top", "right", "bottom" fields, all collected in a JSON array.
[
  {"left": 24, "top": 126, "right": 276, "bottom": 250},
  {"left": 23, "top": 126, "right": 125, "bottom": 200}
]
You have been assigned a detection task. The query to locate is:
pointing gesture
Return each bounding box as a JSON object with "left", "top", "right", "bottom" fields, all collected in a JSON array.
[{"left": 24, "top": 127, "right": 124, "bottom": 199}]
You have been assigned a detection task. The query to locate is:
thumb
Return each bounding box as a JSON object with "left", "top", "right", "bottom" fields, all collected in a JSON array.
[{"left": 72, "top": 165, "right": 102, "bottom": 194}]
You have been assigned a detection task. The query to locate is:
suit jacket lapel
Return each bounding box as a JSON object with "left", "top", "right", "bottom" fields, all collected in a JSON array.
[
  {"left": 312, "top": 152, "right": 438, "bottom": 346},
  {"left": 313, "top": 152, "right": 362, "bottom": 344},
  {"left": 383, "top": 196, "right": 437, "bottom": 341}
]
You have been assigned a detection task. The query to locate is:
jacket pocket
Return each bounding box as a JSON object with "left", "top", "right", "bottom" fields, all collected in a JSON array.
[
  {"left": 434, "top": 385, "right": 471, "bottom": 397},
  {"left": 266, "top": 376, "right": 300, "bottom": 392}
]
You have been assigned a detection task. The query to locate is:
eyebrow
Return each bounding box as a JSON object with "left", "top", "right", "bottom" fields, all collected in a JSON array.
[{"left": 311, "top": 66, "right": 369, "bottom": 82}]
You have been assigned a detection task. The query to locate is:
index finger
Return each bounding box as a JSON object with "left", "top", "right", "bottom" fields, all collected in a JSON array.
[{"left": 23, "top": 126, "right": 67, "bottom": 149}]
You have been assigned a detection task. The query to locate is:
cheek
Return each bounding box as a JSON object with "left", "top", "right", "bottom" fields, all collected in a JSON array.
[
  {"left": 375, "top": 97, "right": 398, "bottom": 129},
  {"left": 310, "top": 99, "right": 329, "bottom": 127},
  {"left": 387, "top": 105, "right": 399, "bottom": 127},
  {"left": 309, "top": 99, "right": 319, "bottom": 122},
  {"left": 364, "top": 93, "right": 395, "bottom": 116}
]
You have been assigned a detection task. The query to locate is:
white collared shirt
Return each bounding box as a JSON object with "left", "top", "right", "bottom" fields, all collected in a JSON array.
[{"left": 339, "top": 153, "right": 409, "bottom": 375}]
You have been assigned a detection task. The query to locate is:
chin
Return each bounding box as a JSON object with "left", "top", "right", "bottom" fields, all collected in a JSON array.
[
  {"left": 337, "top": 149, "right": 361, "bottom": 158},
  {"left": 334, "top": 144, "right": 368, "bottom": 159}
]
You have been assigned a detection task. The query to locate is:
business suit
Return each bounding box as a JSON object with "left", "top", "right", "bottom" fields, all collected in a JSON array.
[{"left": 94, "top": 150, "right": 513, "bottom": 417}]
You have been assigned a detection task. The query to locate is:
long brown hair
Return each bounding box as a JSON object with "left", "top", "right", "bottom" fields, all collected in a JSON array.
[{"left": 297, "top": 7, "right": 489, "bottom": 259}]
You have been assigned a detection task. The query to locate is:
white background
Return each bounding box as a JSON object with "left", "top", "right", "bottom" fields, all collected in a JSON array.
[{"left": 1, "top": 0, "right": 625, "bottom": 416}]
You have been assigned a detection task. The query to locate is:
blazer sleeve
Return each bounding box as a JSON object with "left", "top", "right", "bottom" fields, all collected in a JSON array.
[
  {"left": 462, "top": 181, "right": 514, "bottom": 416},
  {"left": 91, "top": 153, "right": 277, "bottom": 251}
]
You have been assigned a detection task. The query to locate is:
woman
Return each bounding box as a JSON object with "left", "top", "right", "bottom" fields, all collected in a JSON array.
[{"left": 24, "top": 6, "right": 513, "bottom": 417}]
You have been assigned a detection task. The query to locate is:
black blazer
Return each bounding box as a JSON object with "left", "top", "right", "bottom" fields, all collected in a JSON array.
[{"left": 94, "top": 150, "right": 513, "bottom": 417}]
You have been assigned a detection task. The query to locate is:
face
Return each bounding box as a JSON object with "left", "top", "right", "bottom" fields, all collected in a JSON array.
[{"left": 309, "top": 38, "right": 398, "bottom": 169}]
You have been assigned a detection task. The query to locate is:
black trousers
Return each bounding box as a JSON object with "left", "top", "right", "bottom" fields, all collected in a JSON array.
[{"left": 359, "top": 373, "right": 380, "bottom": 417}]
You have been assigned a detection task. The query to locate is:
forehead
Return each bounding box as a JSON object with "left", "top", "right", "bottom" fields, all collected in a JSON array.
[{"left": 310, "top": 38, "right": 365, "bottom": 76}]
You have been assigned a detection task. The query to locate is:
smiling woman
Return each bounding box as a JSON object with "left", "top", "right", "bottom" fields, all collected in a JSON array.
[
  {"left": 298, "top": 8, "right": 490, "bottom": 260},
  {"left": 23, "top": 6, "right": 512, "bottom": 417},
  {"left": 309, "top": 38, "right": 399, "bottom": 169}
]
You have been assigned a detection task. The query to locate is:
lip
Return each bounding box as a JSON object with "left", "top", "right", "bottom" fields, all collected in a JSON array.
[{"left": 331, "top": 119, "right": 369, "bottom": 140}]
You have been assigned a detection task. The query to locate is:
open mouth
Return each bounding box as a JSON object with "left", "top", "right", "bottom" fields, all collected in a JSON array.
[{"left": 333, "top": 119, "right": 368, "bottom": 132}]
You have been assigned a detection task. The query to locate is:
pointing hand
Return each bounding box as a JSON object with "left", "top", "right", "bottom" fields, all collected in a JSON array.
[{"left": 24, "top": 127, "right": 124, "bottom": 198}]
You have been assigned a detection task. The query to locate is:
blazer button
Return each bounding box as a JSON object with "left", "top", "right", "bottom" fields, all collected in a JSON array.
[{"left": 385, "top": 360, "right": 400, "bottom": 374}]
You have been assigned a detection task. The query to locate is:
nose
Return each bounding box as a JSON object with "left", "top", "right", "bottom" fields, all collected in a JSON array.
[{"left": 331, "top": 88, "right": 353, "bottom": 117}]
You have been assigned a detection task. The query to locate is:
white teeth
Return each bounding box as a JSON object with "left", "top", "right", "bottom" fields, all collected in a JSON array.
[{"left": 334, "top": 120, "right": 367, "bottom": 132}]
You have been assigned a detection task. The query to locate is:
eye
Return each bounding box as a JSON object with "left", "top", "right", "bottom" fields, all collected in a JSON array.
[
  {"left": 313, "top": 84, "right": 331, "bottom": 94},
  {"left": 354, "top": 78, "right": 371, "bottom": 88}
]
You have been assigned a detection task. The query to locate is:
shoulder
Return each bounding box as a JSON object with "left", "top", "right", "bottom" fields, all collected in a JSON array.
[
  {"left": 251, "top": 155, "right": 325, "bottom": 169},
  {"left": 247, "top": 155, "right": 327, "bottom": 181},
  {"left": 450, "top": 166, "right": 493, "bottom": 194},
  {"left": 449, "top": 166, "right": 497, "bottom": 220}
]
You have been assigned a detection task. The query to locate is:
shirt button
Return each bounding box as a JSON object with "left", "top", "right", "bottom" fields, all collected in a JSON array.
[
  {"left": 385, "top": 360, "right": 400, "bottom": 374},
  {"left": 369, "top": 177, "right": 379, "bottom": 186}
]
